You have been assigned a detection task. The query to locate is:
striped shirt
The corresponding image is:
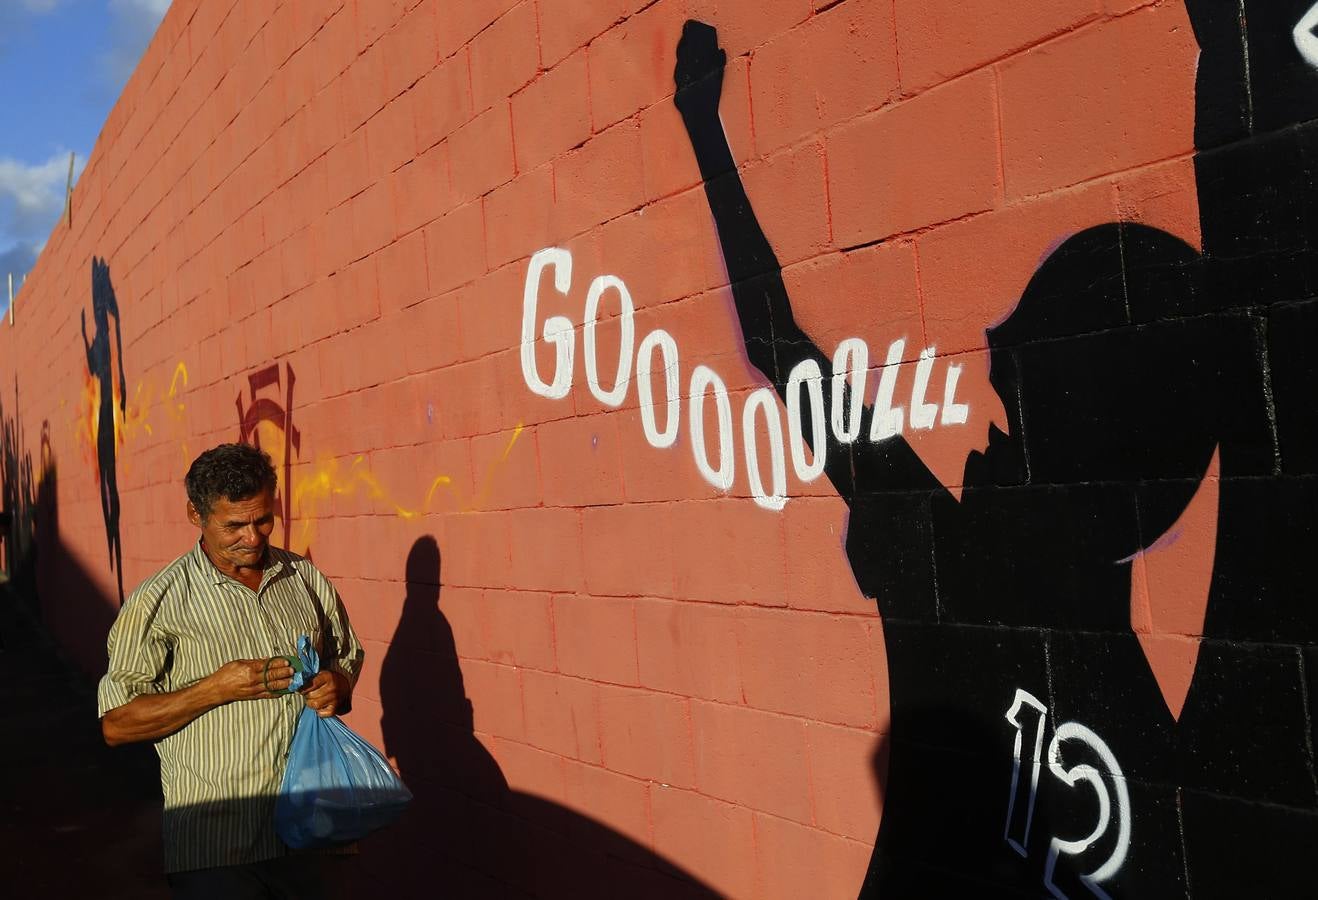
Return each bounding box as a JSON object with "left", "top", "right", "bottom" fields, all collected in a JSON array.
[{"left": 97, "top": 542, "right": 364, "bottom": 873}]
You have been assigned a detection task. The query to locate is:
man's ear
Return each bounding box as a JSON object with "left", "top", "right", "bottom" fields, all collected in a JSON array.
[{"left": 186, "top": 501, "right": 203, "bottom": 528}]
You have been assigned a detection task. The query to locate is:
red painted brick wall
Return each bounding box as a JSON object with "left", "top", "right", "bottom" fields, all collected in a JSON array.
[{"left": 7, "top": 0, "right": 1313, "bottom": 896}]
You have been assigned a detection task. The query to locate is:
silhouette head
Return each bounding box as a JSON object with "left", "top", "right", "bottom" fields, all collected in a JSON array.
[
  {"left": 1187, "top": 0, "right": 1318, "bottom": 148},
  {"left": 984, "top": 225, "right": 1233, "bottom": 559},
  {"left": 90, "top": 257, "right": 115, "bottom": 325},
  {"left": 405, "top": 534, "right": 441, "bottom": 601}
]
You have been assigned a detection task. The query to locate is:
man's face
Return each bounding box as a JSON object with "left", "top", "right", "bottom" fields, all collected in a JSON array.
[{"left": 188, "top": 488, "right": 275, "bottom": 573}]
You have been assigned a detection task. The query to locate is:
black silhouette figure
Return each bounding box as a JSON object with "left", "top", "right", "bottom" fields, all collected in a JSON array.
[
  {"left": 362, "top": 536, "right": 717, "bottom": 898},
  {"left": 676, "top": 7, "right": 1318, "bottom": 896},
  {"left": 83, "top": 257, "right": 126, "bottom": 606}
]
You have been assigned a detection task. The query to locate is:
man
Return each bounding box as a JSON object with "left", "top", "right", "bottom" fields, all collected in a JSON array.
[{"left": 98, "top": 443, "right": 364, "bottom": 898}]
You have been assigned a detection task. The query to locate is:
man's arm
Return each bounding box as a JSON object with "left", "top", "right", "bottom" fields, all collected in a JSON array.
[{"left": 101, "top": 657, "right": 295, "bottom": 746}]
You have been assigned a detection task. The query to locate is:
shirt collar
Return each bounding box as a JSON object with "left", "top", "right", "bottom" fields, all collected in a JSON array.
[{"left": 188, "top": 540, "right": 285, "bottom": 586}]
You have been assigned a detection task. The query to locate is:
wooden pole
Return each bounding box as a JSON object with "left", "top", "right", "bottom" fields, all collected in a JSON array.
[{"left": 65, "top": 152, "right": 75, "bottom": 227}]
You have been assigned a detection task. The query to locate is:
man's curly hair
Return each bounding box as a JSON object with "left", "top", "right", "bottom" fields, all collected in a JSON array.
[{"left": 185, "top": 443, "right": 277, "bottom": 520}]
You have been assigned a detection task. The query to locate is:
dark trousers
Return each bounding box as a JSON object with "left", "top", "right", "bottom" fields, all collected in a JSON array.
[{"left": 166, "top": 854, "right": 346, "bottom": 900}]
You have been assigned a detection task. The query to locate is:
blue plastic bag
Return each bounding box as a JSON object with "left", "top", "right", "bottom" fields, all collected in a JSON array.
[{"left": 275, "top": 635, "right": 412, "bottom": 849}]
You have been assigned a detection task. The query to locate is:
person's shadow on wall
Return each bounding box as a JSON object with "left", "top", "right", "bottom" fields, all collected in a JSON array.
[{"left": 360, "top": 536, "right": 716, "bottom": 899}]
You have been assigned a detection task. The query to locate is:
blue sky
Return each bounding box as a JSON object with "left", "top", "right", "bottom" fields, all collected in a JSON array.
[{"left": 0, "top": 0, "right": 170, "bottom": 295}]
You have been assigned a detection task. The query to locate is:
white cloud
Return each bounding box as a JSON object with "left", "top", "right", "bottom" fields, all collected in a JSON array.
[
  {"left": 17, "top": 0, "right": 64, "bottom": 12},
  {"left": 0, "top": 149, "right": 88, "bottom": 277}
]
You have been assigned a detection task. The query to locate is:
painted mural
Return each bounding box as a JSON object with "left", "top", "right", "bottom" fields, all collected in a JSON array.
[
  {"left": 664, "top": 8, "right": 1318, "bottom": 897},
  {"left": 9, "top": 0, "right": 1318, "bottom": 897}
]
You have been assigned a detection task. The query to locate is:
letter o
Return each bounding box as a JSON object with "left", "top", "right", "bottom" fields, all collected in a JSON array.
[
  {"left": 583, "top": 275, "right": 635, "bottom": 407},
  {"left": 689, "top": 365, "right": 735, "bottom": 492},
  {"left": 831, "top": 338, "right": 868, "bottom": 443},
  {"left": 743, "top": 388, "right": 788, "bottom": 511},
  {"left": 786, "top": 358, "right": 827, "bottom": 483},
  {"left": 637, "top": 329, "right": 680, "bottom": 449}
]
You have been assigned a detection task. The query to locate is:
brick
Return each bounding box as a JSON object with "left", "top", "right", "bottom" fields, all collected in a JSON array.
[
  {"left": 895, "top": 0, "right": 1098, "bottom": 94},
  {"left": 596, "top": 188, "right": 724, "bottom": 311},
  {"left": 740, "top": 140, "right": 832, "bottom": 266},
  {"left": 512, "top": 50, "right": 591, "bottom": 172},
  {"left": 391, "top": 142, "right": 451, "bottom": 237},
  {"left": 483, "top": 164, "right": 558, "bottom": 270},
  {"left": 398, "top": 290, "right": 465, "bottom": 373},
  {"left": 597, "top": 684, "right": 693, "bottom": 786},
  {"left": 438, "top": 585, "right": 488, "bottom": 659},
  {"left": 442, "top": 510, "right": 512, "bottom": 588},
  {"left": 354, "top": 0, "right": 408, "bottom": 52},
  {"left": 306, "top": 79, "right": 346, "bottom": 158},
  {"left": 341, "top": 42, "right": 390, "bottom": 131},
  {"left": 326, "top": 126, "right": 371, "bottom": 208},
  {"left": 492, "top": 737, "right": 567, "bottom": 801},
  {"left": 423, "top": 200, "right": 486, "bottom": 294},
  {"left": 450, "top": 104, "right": 517, "bottom": 203},
  {"left": 780, "top": 497, "right": 875, "bottom": 613},
  {"left": 753, "top": 812, "right": 872, "bottom": 900},
  {"left": 998, "top": 5, "right": 1197, "bottom": 199},
  {"left": 639, "top": 100, "right": 701, "bottom": 202},
  {"left": 481, "top": 588, "right": 555, "bottom": 670},
  {"left": 1114, "top": 157, "right": 1200, "bottom": 243},
  {"left": 635, "top": 597, "right": 741, "bottom": 703},
  {"left": 783, "top": 239, "right": 925, "bottom": 368},
  {"left": 414, "top": 52, "right": 474, "bottom": 149},
  {"left": 523, "top": 670, "right": 603, "bottom": 763},
  {"left": 806, "top": 720, "right": 884, "bottom": 843},
  {"left": 288, "top": 156, "right": 332, "bottom": 230},
  {"left": 279, "top": 226, "right": 314, "bottom": 299},
  {"left": 376, "top": 231, "right": 430, "bottom": 315},
  {"left": 382, "top": 0, "right": 438, "bottom": 98},
  {"left": 587, "top": 0, "right": 689, "bottom": 130},
  {"left": 435, "top": 0, "right": 520, "bottom": 60},
  {"left": 537, "top": 0, "right": 639, "bottom": 67},
  {"left": 469, "top": 1, "right": 541, "bottom": 114},
  {"left": 737, "top": 607, "right": 877, "bottom": 727},
  {"left": 462, "top": 658, "right": 525, "bottom": 740},
  {"left": 690, "top": 700, "right": 811, "bottom": 821},
  {"left": 506, "top": 506, "right": 585, "bottom": 593},
  {"left": 553, "top": 594, "right": 638, "bottom": 685},
  {"left": 827, "top": 68, "right": 1000, "bottom": 246},
  {"left": 553, "top": 121, "right": 645, "bottom": 235},
  {"left": 582, "top": 503, "right": 674, "bottom": 598},
  {"left": 537, "top": 414, "right": 627, "bottom": 507},
  {"left": 454, "top": 262, "right": 530, "bottom": 361},
  {"left": 351, "top": 179, "right": 396, "bottom": 259},
  {"left": 751, "top": 0, "right": 899, "bottom": 155},
  {"left": 561, "top": 760, "right": 653, "bottom": 859},
  {"left": 470, "top": 426, "right": 541, "bottom": 509},
  {"left": 651, "top": 786, "right": 755, "bottom": 899},
  {"left": 365, "top": 93, "right": 418, "bottom": 180},
  {"left": 668, "top": 497, "right": 787, "bottom": 603}
]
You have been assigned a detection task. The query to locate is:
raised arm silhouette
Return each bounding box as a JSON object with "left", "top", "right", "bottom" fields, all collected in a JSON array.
[{"left": 84, "top": 257, "right": 126, "bottom": 606}]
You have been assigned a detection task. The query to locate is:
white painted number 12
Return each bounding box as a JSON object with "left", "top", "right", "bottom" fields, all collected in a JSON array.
[{"left": 1003, "top": 688, "right": 1131, "bottom": 899}]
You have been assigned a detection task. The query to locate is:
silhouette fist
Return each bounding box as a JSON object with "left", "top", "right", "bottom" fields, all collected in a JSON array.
[{"left": 674, "top": 21, "right": 725, "bottom": 117}]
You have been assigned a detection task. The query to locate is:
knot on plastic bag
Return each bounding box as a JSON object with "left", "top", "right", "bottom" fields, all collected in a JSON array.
[{"left": 286, "top": 634, "right": 320, "bottom": 693}]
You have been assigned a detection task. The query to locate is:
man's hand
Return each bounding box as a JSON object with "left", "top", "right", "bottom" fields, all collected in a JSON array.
[
  {"left": 301, "top": 670, "right": 349, "bottom": 717},
  {"left": 674, "top": 21, "right": 725, "bottom": 118},
  {"left": 205, "top": 657, "right": 295, "bottom": 703}
]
